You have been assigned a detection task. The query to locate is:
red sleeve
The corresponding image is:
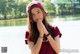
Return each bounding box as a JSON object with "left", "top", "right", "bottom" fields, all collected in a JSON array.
[
  {"left": 52, "top": 26, "right": 62, "bottom": 38},
  {"left": 25, "top": 31, "right": 33, "bottom": 44},
  {"left": 25, "top": 31, "right": 29, "bottom": 44}
]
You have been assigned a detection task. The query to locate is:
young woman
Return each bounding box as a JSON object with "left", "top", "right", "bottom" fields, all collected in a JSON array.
[{"left": 25, "top": 1, "right": 62, "bottom": 54}]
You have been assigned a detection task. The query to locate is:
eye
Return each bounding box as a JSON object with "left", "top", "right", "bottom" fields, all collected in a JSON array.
[
  {"left": 37, "top": 11, "right": 40, "bottom": 14},
  {"left": 37, "top": 10, "right": 41, "bottom": 14}
]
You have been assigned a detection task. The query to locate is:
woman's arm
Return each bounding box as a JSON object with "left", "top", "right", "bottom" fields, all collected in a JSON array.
[
  {"left": 42, "top": 25, "right": 60, "bottom": 53},
  {"left": 27, "top": 20, "right": 45, "bottom": 54},
  {"left": 27, "top": 35, "right": 43, "bottom": 54},
  {"left": 47, "top": 35, "right": 60, "bottom": 54}
]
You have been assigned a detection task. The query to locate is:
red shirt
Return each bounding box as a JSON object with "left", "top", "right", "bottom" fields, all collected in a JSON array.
[{"left": 25, "top": 26, "right": 62, "bottom": 54}]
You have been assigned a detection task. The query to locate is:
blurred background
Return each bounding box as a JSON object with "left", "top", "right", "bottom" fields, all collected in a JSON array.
[
  {"left": 0, "top": 0, "right": 80, "bottom": 54},
  {"left": 0, "top": 0, "right": 80, "bottom": 26}
]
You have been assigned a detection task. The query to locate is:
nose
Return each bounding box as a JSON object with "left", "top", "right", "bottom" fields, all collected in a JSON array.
[
  {"left": 35, "top": 14, "right": 39, "bottom": 19},
  {"left": 35, "top": 14, "right": 40, "bottom": 22}
]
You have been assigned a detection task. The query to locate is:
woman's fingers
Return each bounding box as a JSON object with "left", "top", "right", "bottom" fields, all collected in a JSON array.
[
  {"left": 37, "top": 20, "right": 48, "bottom": 35},
  {"left": 36, "top": 20, "right": 45, "bottom": 36}
]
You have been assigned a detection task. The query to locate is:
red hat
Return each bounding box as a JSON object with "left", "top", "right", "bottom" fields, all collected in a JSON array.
[{"left": 26, "top": 1, "right": 47, "bottom": 15}]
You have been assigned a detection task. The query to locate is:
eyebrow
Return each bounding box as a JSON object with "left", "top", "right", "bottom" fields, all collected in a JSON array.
[{"left": 32, "top": 9, "right": 41, "bottom": 15}]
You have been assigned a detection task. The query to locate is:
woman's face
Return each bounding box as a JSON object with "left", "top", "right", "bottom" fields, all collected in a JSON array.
[{"left": 31, "top": 7, "right": 44, "bottom": 22}]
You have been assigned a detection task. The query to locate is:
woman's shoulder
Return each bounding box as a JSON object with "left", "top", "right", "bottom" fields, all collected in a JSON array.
[
  {"left": 49, "top": 25, "right": 58, "bottom": 30},
  {"left": 25, "top": 31, "right": 33, "bottom": 42},
  {"left": 52, "top": 25, "right": 58, "bottom": 29},
  {"left": 25, "top": 31, "right": 32, "bottom": 44},
  {"left": 50, "top": 25, "right": 62, "bottom": 38},
  {"left": 25, "top": 31, "right": 29, "bottom": 38}
]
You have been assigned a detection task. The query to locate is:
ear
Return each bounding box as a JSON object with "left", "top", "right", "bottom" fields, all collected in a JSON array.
[{"left": 42, "top": 10, "right": 47, "bottom": 18}]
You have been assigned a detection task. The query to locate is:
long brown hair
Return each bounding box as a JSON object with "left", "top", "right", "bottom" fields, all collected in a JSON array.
[{"left": 27, "top": 4, "right": 54, "bottom": 44}]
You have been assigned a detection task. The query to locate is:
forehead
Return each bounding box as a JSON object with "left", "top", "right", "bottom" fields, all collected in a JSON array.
[{"left": 31, "top": 7, "right": 41, "bottom": 13}]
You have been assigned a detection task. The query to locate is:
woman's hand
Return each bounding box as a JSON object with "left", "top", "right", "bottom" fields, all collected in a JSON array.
[
  {"left": 37, "top": 19, "right": 44, "bottom": 37},
  {"left": 36, "top": 19, "right": 48, "bottom": 36}
]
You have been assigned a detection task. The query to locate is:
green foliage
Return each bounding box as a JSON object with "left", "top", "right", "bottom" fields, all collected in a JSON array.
[
  {"left": 0, "top": 0, "right": 80, "bottom": 20},
  {"left": 0, "top": 0, "right": 31, "bottom": 19},
  {"left": 43, "top": 1, "right": 55, "bottom": 15}
]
